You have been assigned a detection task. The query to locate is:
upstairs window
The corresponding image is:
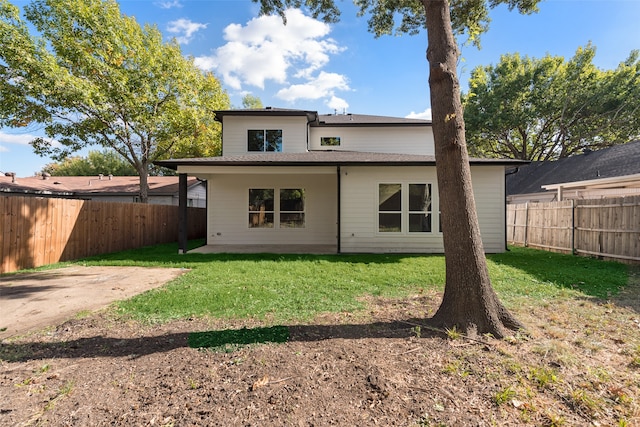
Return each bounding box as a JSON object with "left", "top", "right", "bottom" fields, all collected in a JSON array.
[
  {"left": 248, "top": 129, "right": 282, "bottom": 152},
  {"left": 321, "top": 137, "right": 341, "bottom": 147}
]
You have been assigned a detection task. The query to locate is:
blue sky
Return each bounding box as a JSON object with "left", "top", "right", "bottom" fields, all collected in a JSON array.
[{"left": 1, "top": 0, "right": 639, "bottom": 177}]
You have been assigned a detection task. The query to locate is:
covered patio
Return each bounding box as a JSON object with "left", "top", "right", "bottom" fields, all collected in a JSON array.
[{"left": 188, "top": 244, "right": 338, "bottom": 254}]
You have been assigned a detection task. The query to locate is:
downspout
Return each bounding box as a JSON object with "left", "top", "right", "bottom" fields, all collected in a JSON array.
[
  {"left": 337, "top": 165, "right": 341, "bottom": 254},
  {"left": 306, "top": 112, "right": 317, "bottom": 152},
  {"left": 504, "top": 174, "right": 508, "bottom": 251},
  {"left": 504, "top": 167, "right": 519, "bottom": 252}
]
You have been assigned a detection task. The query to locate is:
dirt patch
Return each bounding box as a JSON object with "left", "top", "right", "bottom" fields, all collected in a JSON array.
[
  {"left": 1, "top": 273, "right": 639, "bottom": 426},
  {"left": 0, "top": 266, "right": 187, "bottom": 339}
]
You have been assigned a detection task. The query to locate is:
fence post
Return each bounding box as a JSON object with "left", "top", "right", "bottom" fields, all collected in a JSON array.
[
  {"left": 178, "top": 173, "right": 188, "bottom": 254},
  {"left": 524, "top": 202, "right": 529, "bottom": 247},
  {"left": 571, "top": 199, "right": 575, "bottom": 255}
]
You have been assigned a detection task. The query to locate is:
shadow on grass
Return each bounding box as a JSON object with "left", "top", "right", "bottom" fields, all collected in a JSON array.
[
  {"left": 488, "top": 246, "right": 631, "bottom": 300},
  {"left": 0, "top": 319, "right": 436, "bottom": 362},
  {"left": 611, "top": 265, "right": 640, "bottom": 313},
  {"left": 77, "top": 240, "right": 442, "bottom": 267}
]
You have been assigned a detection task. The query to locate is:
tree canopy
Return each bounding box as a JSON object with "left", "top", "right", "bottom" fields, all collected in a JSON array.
[
  {"left": 41, "top": 149, "right": 137, "bottom": 176},
  {"left": 463, "top": 44, "right": 640, "bottom": 160},
  {"left": 241, "top": 94, "right": 264, "bottom": 109},
  {"left": 0, "top": 0, "right": 230, "bottom": 201}
]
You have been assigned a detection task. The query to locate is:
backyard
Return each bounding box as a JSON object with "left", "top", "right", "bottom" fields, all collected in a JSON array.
[{"left": 1, "top": 244, "right": 639, "bottom": 426}]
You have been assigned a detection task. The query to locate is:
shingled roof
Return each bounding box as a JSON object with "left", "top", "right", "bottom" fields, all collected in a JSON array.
[
  {"left": 156, "top": 150, "right": 526, "bottom": 170},
  {"left": 212, "top": 108, "right": 432, "bottom": 127},
  {"left": 314, "top": 113, "right": 431, "bottom": 126},
  {"left": 506, "top": 141, "right": 640, "bottom": 196}
]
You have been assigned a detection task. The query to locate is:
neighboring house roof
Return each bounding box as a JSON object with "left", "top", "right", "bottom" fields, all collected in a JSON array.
[
  {"left": 0, "top": 175, "right": 201, "bottom": 198},
  {"left": 506, "top": 140, "right": 640, "bottom": 196},
  {"left": 157, "top": 150, "right": 526, "bottom": 170}
]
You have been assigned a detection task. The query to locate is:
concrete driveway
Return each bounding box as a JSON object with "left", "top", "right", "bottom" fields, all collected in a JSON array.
[{"left": 0, "top": 266, "right": 187, "bottom": 340}]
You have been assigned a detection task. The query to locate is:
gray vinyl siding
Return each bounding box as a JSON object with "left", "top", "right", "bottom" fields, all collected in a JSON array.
[
  {"left": 469, "top": 166, "right": 507, "bottom": 253},
  {"left": 222, "top": 116, "right": 309, "bottom": 155},
  {"left": 309, "top": 126, "right": 434, "bottom": 155},
  {"left": 339, "top": 166, "right": 506, "bottom": 253},
  {"left": 203, "top": 169, "right": 337, "bottom": 246},
  {"left": 339, "top": 166, "right": 443, "bottom": 253}
]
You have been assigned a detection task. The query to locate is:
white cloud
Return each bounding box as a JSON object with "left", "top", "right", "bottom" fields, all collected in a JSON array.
[
  {"left": 326, "top": 96, "right": 349, "bottom": 113},
  {"left": 156, "top": 1, "right": 182, "bottom": 9},
  {"left": 194, "top": 8, "right": 347, "bottom": 99},
  {"left": 0, "top": 145, "right": 8, "bottom": 152},
  {"left": 167, "top": 18, "right": 207, "bottom": 45},
  {"left": 0, "top": 131, "right": 35, "bottom": 146},
  {"left": 0, "top": 131, "right": 60, "bottom": 148},
  {"left": 406, "top": 108, "right": 432, "bottom": 121},
  {"left": 276, "top": 72, "right": 349, "bottom": 102}
]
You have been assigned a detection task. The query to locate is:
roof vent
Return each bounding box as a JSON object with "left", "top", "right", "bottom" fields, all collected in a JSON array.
[{"left": 265, "top": 106, "right": 272, "bottom": 110}]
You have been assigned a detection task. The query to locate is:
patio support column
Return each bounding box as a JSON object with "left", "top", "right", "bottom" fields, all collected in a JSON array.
[
  {"left": 337, "top": 166, "right": 341, "bottom": 254},
  {"left": 178, "top": 173, "right": 188, "bottom": 254}
]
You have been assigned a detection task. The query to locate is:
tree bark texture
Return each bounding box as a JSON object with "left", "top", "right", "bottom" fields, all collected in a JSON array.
[
  {"left": 422, "top": 0, "right": 523, "bottom": 338},
  {"left": 138, "top": 165, "right": 150, "bottom": 204}
]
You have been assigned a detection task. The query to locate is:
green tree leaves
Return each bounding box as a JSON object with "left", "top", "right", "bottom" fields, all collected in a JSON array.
[
  {"left": 41, "top": 149, "right": 137, "bottom": 176},
  {"left": 0, "top": 0, "right": 230, "bottom": 201},
  {"left": 463, "top": 44, "right": 640, "bottom": 160}
]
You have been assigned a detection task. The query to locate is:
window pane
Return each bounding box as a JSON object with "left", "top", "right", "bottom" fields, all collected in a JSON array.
[
  {"left": 409, "top": 184, "right": 431, "bottom": 212},
  {"left": 379, "top": 184, "right": 401, "bottom": 211},
  {"left": 409, "top": 213, "right": 432, "bottom": 232},
  {"left": 280, "top": 189, "right": 304, "bottom": 228},
  {"left": 280, "top": 213, "right": 305, "bottom": 228},
  {"left": 265, "top": 130, "right": 282, "bottom": 152},
  {"left": 280, "top": 189, "right": 304, "bottom": 211},
  {"left": 248, "top": 130, "right": 264, "bottom": 151},
  {"left": 249, "top": 189, "right": 274, "bottom": 211},
  {"left": 321, "top": 137, "right": 340, "bottom": 146},
  {"left": 379, "top": 213, "right": 401, "bottom": 232},
  {"left": 249, "top": 212, "right": 274, "bottom": 228}
]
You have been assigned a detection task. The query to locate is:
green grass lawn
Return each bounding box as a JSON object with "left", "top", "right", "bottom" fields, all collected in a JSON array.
[{"left": 73, "top": 241, "right": 630, "bottom": 324}]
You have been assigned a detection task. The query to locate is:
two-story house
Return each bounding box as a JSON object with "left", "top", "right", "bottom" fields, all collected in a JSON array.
[{"left": 157, "top": 107, "right": 523, "bottom": 254}]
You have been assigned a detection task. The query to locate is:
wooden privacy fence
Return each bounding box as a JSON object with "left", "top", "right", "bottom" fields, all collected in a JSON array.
[
  {"left": 1, "top": 195, "right": 206, "bottom": 273},
  {"left": 507, "top": 195, "right": 640, "bottom": 263}
]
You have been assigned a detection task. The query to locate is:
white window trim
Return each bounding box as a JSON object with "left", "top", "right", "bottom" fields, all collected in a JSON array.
[
  {"left": 376, "top": 181, "right": 440, "bottom": 235},
  {"left": 247, "top": 129, "right": 283, "bottom": 152},
  {"left": 248, "top": 187, "right": 306, "bottom": 230}
]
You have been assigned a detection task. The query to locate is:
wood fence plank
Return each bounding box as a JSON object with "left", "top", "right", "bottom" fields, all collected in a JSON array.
[{"left": 507, "top": 197, "right": 640, "bottom": 262}]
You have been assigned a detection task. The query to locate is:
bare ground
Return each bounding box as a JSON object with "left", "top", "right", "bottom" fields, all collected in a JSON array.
[{"left": 1, "top": 269, "right": 639, "bottom": 426}]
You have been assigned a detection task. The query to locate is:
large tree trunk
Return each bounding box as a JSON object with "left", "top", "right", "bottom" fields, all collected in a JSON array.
[{"left": 422, "top": 0, "right": 523, "bottom": 338}]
